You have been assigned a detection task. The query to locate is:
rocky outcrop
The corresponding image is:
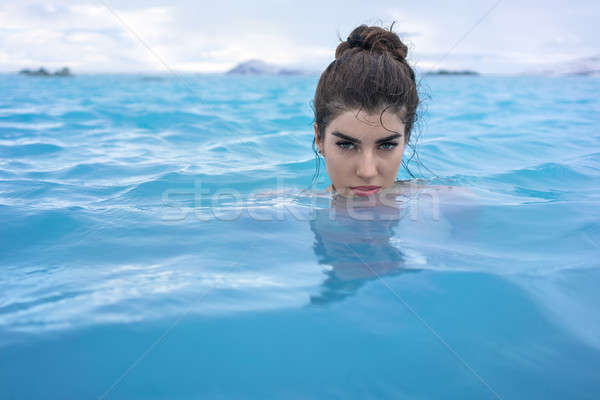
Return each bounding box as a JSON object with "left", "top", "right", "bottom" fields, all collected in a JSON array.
[
  {"left": 19, "top": 67, "right": 73, "bottom": 77},
  {"left": 424, "top": 69, "right": 479, "bottom": 76},
  {"left": 226, "top": 59, "right": 305, "bottom": 75},
  {"left": 522, "top": 55, "right": 600, "bottom": 76}
]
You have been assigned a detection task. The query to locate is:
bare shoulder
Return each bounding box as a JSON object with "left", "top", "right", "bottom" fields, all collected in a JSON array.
[{"left": 392, "top": 179, "right": 477, "bottom": 201}]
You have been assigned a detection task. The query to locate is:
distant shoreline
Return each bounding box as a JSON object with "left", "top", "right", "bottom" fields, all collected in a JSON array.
[
  {"left": 19, "top": 67, "right": 73, "bottom": 77},
  {"left": 423, "top": 69, "right": 479, "bottom": 76}
]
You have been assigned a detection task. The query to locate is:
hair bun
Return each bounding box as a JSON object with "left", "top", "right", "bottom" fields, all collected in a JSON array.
[{"left": 337, "top": 23, "right": 408, "bottom": 62}]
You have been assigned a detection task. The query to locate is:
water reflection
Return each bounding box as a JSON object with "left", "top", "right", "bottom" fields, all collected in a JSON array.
[{"left": 309, "top": 194, "right": 418, "bottom": 305}]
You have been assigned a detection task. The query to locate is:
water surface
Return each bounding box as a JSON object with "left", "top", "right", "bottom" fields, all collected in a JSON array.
[{"left": 1, "top": 73, "right": 599, "bottom": 399}]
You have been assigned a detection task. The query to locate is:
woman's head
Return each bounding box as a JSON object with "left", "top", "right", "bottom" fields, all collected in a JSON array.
[{"left": 312, "top": 23, "right": 419, "bottom": 197}]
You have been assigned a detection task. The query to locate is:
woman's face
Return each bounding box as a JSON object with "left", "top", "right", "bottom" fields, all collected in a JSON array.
[{"left": 314, "top": 108, "right": 406, "bottom": 198}]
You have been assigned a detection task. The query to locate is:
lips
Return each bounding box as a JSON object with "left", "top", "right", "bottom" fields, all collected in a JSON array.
[{"left": 350, "top": 185, "right": 381, "bottom": 196}]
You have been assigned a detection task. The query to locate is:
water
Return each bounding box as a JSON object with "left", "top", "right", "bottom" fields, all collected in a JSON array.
[{"left": 1, "top": 73, "right": 599, "bottom": 399}]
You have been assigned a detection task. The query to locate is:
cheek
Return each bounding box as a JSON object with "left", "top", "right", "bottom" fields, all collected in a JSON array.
[
  {"left": 381, "top": 149, "right": 405, "bottom": 175},
  {"left": 323, "top": 150, "right": 347, "bottom": 175},
  {"left": 322, "top": 144, "right": 351, "bottom": 179}
]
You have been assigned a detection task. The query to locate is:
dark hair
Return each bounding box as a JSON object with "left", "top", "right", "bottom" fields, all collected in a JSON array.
[{"left": 310, "top": 22, "right": 422, "bottom": 186}]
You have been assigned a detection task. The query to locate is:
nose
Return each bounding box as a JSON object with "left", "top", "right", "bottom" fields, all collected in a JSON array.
[{"left": 356, "top": 149, "right": 378, "bottom": 180}]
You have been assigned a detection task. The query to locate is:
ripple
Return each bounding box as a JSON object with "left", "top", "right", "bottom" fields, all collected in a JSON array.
[
  {"left": 0, "top": 121, "right": 63, "bottom": 131},
  {"left": 0, "top": 142, "right": 63, "bottom": 157},
  {"left": 0, "top": 73, "right": 599, "bottom": 348}
]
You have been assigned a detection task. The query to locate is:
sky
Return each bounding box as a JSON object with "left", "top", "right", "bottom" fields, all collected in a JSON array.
[{"left": 0, "top": 0, "right": 598, "bottom": 74}]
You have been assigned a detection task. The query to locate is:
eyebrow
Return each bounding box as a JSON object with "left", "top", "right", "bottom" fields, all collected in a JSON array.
[{"left": 331, "top": 131, "right": 402, "bottom": 144}]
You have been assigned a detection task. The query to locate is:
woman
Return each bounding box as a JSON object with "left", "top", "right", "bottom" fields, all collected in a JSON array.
[{"left": 312, "top": 23, "right": 419, "bottom": 198}]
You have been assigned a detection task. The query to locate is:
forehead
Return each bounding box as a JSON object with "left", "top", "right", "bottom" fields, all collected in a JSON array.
[{"left": 326, "top": 109, "right": 405, "bottom": 141}]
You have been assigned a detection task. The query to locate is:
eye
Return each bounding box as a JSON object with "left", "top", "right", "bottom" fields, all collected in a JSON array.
[
  {"left": 378, "top": 142, "right": 398, "bottom": 151},
  {"left": 336, "top": 141, "right": 356, "bottom": 151}
]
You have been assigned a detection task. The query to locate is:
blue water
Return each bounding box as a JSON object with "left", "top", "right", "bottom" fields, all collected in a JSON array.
[{"left": 1, "top": 73, "right": 599, "bottom": 399}]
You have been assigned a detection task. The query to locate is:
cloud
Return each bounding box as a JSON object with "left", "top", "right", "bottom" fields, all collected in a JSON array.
[
  {"left": 389, "top": 0, "right": 600, "bottom": 73},
  {"left": 0, "top": 0, "right": 599, "bottom": 74}
]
